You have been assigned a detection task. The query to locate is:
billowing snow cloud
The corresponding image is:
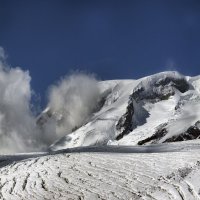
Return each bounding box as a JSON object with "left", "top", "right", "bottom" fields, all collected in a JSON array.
[
  {"left": 0, "top": 47, "right": 44, "bottom": 153},
  {"left": 43, "top": 73, "right": 100, "bottom": 143},
  {"left": 0, "top": 47, "right": 100, "bottom": 153}
]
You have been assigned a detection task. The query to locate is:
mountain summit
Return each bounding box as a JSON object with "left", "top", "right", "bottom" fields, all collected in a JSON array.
[{"left": 37, "top": 71, "right": 200, "bottom": 151}]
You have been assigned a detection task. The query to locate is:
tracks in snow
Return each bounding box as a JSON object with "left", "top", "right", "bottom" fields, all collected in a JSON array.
[{"left": 0, "top": 149, "right": 200, "bottom": 199}]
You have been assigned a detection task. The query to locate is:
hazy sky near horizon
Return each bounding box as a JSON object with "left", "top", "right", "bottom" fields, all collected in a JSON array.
[{"left": 1, "top": 0, "right": 200, "bottom": 106}]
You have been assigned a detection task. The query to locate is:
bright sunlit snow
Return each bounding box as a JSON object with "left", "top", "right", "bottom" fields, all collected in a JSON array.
[{"left": 0, "top": 67, "right": 200, "bottom": 199}]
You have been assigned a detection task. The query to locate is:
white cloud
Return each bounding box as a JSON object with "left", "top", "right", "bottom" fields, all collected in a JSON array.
[
  {"left": 44, "top": 73, "right": 100, "bottom": 142},
  {"left": 0, "top": 55, "right": 42, "bottom": 153},
  {"left": 0, "top": 47, "right": 100, "bottom": 153}
]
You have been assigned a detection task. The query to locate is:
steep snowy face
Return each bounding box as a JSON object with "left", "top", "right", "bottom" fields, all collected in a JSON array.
[
  {"left": 43, "top": 71, "right": 200, "bottom": 151},
  {"left": 37, "top": 74, "right": 101, "bottom": 145},
  {"left": 116, "top": 71, "right": 192, "bottom": 140},
  {"left": 49, "top": 79, "right": 139, "bottom": 150},
  {"left": 131, "top": 71, "right": 190, "bottom": 102},
  {"left": 115, "top": 72, "right": 200, "bottom": 146}
]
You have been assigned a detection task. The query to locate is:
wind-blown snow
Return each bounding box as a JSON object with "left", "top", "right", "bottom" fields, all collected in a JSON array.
[
  {"left": 0, "top": 48, "right": 43, "bottom": 153},
  {"left": 1, "top": 47, "right": 200, "bottom": 199},
  {"left": 50, "top": 71, "right": 200, "bottom": 150},
  {"left": 44, "top": 73, "right": 100, "bottom": 142},
  {"left": 1, "top": 46, "right": 200, "bottom": 159},
  {"left": 50, "top": 79, "right": 140, "bottom": 150},
  {"left": 0, "top": 47, "right": 102, "bottom": 153}
]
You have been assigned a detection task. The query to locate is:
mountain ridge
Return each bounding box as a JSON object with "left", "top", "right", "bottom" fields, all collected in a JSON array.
[{"left": 36, "top": 71, "right": 200, "bottom": 151}]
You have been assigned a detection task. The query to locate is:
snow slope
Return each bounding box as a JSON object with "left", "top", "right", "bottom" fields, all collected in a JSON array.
[
  {"left": 48, "top": 79, "right": 140, "bottom": 150},
  {"left": 115, "top": 73, "right": 200, "bottom": 146},
  {"left": 40, "top": 71, "right": 200, "bottom": 151},
  {"left": 1, "top": 141, "right": 200, "bottom": 199}
]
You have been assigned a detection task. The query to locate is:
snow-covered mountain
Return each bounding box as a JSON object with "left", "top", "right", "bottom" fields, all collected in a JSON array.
[
  {"left": 37, "top": 71, "right": 200, "bottom": 151},
  {"left": 1, "top": 71, "right": 200, "bottom": 200}
]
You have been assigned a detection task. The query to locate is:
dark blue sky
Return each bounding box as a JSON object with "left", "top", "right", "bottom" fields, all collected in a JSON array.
[{"left": 1, "top": 0, "right": 200, "bottom": 106}]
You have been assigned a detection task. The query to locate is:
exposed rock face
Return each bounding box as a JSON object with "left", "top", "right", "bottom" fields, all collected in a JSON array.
[
  {"left": 116, "top": 99, "right": 134, "bottom": 140},
  {"left": 36, "top": 108, "right": 53, "bottom": 127},
  {"left": 138, "top": 123, "right": 168, "bottom": 145},
  {"left": 164, "top": 121, "right": 200, "bottom": 143},
  {"left": 138, "top": 121, "right": 200, "bottom": 145},
  {"left": 36, "top": 90, "right": 110, "bottom": 134},
  {"left": 132, "top": 73, "right": 190, "bottom": 103},
  {"left": 116, "top": 72, "right": 191, "bottom": 140}
]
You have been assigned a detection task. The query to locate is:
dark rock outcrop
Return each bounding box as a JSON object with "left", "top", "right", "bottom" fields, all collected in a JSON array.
[
  {"left": 116, "top": 99, "right": 134, "bottom": 140},
  {"left": 138, "top": 121, "right": 200, "bottom": 145},
  {"left": 138, "top": 123, "right": 168, "bottom": 145},
  {"left": 164, "top": 121, "right": 200, "bottom": 143},
  {"left": 132, "top": 74, "right": 190, "bottom": 103}
]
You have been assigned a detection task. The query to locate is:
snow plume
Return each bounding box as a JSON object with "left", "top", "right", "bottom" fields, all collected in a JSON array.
[
  {"left": 0, "top": 48, "right": 44, "bottom": 153},
  {"left": 0, "top": 47, "right": 100, "bottom": 153},
  {"left": 44, "top": 73, "right": 100, "bottom": 143}
]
